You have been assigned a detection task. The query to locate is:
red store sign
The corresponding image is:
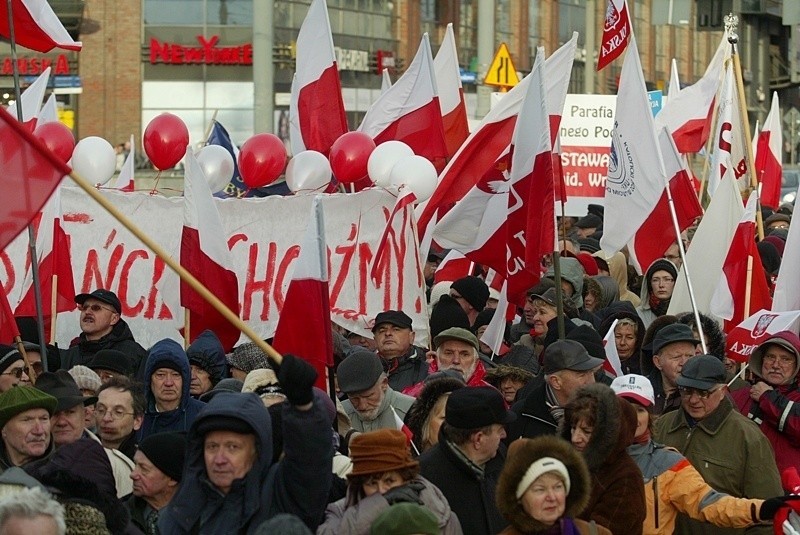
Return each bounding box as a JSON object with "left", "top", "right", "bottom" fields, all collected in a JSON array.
[
  {"left": 1, "top": 54, "right": 70, "bottom": 76},
  {"left": 150, "top": 35, "right": 252, "bottom": 66}
]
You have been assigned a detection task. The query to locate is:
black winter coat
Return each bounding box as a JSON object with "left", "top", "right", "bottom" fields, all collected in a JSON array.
[
  {"left": 62, "top": 319, "right": 148, "bottom": 381},
  {"left": 506, "top": 382, "right": 558, "bottom": 442}
]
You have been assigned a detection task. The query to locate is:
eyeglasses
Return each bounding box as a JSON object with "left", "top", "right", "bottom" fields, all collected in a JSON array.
[
  {"left": 95, "top": 406, "right": 135, "bottom": 420},
  {"left": 79, "top": 303, "right": 117, "bottom": 313},
  {"left": 651, "top": 277, "right": 675, "bottom": 285},
  {"left": 0, "top": 367, "right": 27, "bottom": 379},
  {"left": 763, "top": 353, "right": 796, "bottom": 366},
  {"left": 678, "top": 386, "right": 721, "bottom": 399}
]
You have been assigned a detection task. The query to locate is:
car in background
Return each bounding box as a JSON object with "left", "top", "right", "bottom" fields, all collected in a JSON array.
[{"left": 783, "top": 166, "right": 799, "bottom": 204}]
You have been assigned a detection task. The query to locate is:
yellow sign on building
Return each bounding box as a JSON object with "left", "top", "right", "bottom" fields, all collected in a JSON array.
[{"left": 483, "top": 43, "right": 519, "bottom": 89}]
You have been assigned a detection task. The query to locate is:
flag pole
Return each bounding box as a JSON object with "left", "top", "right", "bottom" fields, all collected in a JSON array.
[
  {"left": 726, "top": 13, "right": 765, "bottom": 240},
  {"left": 311, "top": 197, "right": 337, "bottom": 404},
  {"left": 6, "top": 0, "right": 48, "bottom": 365},
  {"left": 743, "top": 255, "right": 753, "bottom": 320},
  {"left": 551, "top": 251, "right": 566, "bottom": 340},
  {"left": 49, "top": 276, "right": 57, "bottom": 344},
  {"left": 202, "top": 110, "right": 219, "bottom": 145}
]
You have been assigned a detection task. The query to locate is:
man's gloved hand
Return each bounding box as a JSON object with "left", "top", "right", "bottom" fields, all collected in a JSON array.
[
  {"left": 270, "top": 354, "right": 317, "bottom": 406},
  {"left": 383, "top": 481, "right": 425, "bottom": 505},
  {"left": 761, "top": 496, "right": 794, "bottom": 521}
]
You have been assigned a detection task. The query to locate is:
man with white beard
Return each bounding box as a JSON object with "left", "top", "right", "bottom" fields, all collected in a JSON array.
[{"left": 338, "top": 350, "right": 414, "bottom": 433}]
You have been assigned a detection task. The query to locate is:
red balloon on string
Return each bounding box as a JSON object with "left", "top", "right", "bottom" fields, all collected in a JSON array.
[
  {"left": 238, "top": 133, "right": 286, "bottom": 188},
  {"left": 142, "top": 113, "right": 189, "bottom": 170},
  {"left": 33, "top": 122, "right": 75, "bottom": 164},
  {"left": 329, "top": 131, "right": 376, "bottom": 184}
]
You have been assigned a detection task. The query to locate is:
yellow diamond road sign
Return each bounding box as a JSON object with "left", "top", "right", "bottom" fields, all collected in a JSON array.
[{"left": 484, "top": 43, "right": 519, "bottom": 89}]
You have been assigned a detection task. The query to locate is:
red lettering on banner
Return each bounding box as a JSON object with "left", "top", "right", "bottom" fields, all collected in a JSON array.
[
  {"left": 0, "top": 252, "right": 14, "bottom": 294},
  {"left": 82, "top": 244, "right": 124, "bottom": 294},
  {"left": 119, "top": 250, "right": 148, "bottom": 316},
  {"left": 719, "top": 122, "right": 732, "bottom": 153},
  {"left": 560, "top": 146, "right": 609, "bottom": 198},
  {"left": 329, "top": 224, "right": 358, "bottom": 307},
  {"left": 274, "top": 245, "right": 299, "bottom": 312},
  {"left": 358, "top": 243, "right": 372, "bottom": 313},
  {"left": 242, "top": 241, "right": 275, "bottom": 321},
  {"left": 147, "top": 256, "right": 173, "bottom": 320}
]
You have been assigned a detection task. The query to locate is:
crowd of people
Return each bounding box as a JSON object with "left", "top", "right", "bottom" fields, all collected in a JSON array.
[{"left": 0, "top": 204, "right": 796, "bottom": 535}]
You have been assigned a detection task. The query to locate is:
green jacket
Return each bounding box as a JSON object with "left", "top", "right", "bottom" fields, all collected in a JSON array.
[{"left": 653, "top": 397, "right": 781, "bottom": 535}]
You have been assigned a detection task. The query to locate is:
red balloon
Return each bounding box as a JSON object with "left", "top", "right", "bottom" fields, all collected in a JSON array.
[
  {"left": 143, "top": 113, "right": 189, "bottom": 170},
  {"left": 329, "top": 132, "right": 376, "bottom": 184},
  {"left": 33, "top": 122, "right": 75, "bottom": 164},
  {"left": 238, "top": 134, "right": 286, "bottom": 188}
]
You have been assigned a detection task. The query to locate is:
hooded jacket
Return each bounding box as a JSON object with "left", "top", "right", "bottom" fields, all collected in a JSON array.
[
  {"left": 558, "top": 383, "right": 646, "bottom": 534},
  {"left": 546, "top": 257, "right": 586, "bottom": 310},
  {"left": 186, "top": 330, "right": 228, "bottom": 387},
  {"left": 601, "top": 251, "right": 640, "bottom": 306},
  {"left": 62, "top": 319, "right": 149, "bottom": 381},
  {"left": 137, "top": 339, "right": 206, "bottom": 441},
  {"left": 496, "top": 435, "right": 611, "bottom": 535},
  {"left": 597, "top": 301, "right": 646, "bottom": 375},
  {"left": 404, "top": 376, "right": 465, "bottom": 455},
  {"left": 159, "top": 391, "right": 333, "bottom": 534},
  {"left": 636, "top": 259, "right": 678, "bottom": 328}
]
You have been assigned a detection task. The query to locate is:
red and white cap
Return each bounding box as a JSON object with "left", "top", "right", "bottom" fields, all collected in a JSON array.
[{"left": 610, "top": 374, "right": 655, "bottom": 407}]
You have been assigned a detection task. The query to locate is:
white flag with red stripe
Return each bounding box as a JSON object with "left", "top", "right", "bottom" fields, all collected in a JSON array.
[
  {"left": 602, "top": 319, "right": 623, "bottom": 378},
  {"left": 433, "top": 250, "right": 474, "bottom": 284},
  {"left": 755, "top": 92, "right": 782, "bottom": 209},
  {"left": 1, "top": 0, "right": 81, "bottom": 52},
  {"left": 727, "top": 309, "right": 800, "bottom": 363},
  {"left": 7, "top": 67, "right": 49, "bottom": 125},
  {"left": 600, "top": 34, "right": 667, "bottom": 255},
  {"left": 434, "top": 23, "right": 469, "bottom": 158},
  {"left": 481, "top": 280, "right": 511, "bottom": 356},
  {"left": 416, "top": 33, "right": 577, "bottom": 238},
  {"left": 114, "top": 135, "right": 136, "bottom": 192},
  {"left": 655, "top": 32, "right": 727, "bottom": 154},
  {"left": 773, "top": 180, "right": 800, "bottom": 311},
  {"left": 359, "top": 34, "right": 447, "bottom": 164},
  {"left": 290, "top": 0, "right": 348, "bottom": 155},
  {"left": 180, "top": 146, "right": 241, "bottom": 351}
]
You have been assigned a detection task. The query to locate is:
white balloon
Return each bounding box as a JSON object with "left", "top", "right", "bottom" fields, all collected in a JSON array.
[
  {"left": 367, "top": 141, "right": 413, "bottom": 187},
  {"left": 196, "top": 145, "right": 234, "bottom": 194},
  {"left": 72, "top": 136, "right": 116, "bottom": 186},
  {"left": 286, "top": 150, "right": 331, "bottom": 193},
  {"left": 389, "top": 155, "right": 438, "bottom": 203}
]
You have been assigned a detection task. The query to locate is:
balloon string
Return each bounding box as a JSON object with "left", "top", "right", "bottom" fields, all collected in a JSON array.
[{"left": 150, "top": 171, "right": 162, "bottom": 195}]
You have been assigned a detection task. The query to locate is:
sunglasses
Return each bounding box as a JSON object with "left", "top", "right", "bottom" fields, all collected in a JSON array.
[
  {"left": 1, "top": 363, "right": 42, "bottom": 379},
  {"left": 79, "top": 303, "right": 117, "bottom": 313}
]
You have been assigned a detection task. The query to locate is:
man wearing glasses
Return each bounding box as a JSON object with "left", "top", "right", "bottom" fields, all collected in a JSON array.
[
  {"left": 95, "top": 376, "right": 144, "bottom": 460},
  {"left": 654, "top": 355, "right": 782, "bottom": 535},
  {"left": 61, "top": 289, "right": 148, "bottom": 382},
  {"left": 0, "top": 346, "right": 32, "bottom": 392}
]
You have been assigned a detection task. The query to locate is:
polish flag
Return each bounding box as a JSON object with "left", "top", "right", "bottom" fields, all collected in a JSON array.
[
  {"left": 710, "top": 193, "right": 772, "bottom": 329},
  {"left": 381, "top": 68, "right": 392, "bottom": 93},
  {"left": 7, "top": 67, "right": 50, "bottom": 125},
  {"left": 370, "top": 189, "right": 418, "bottom": 286},
  {"left": 727, "top": 309, "right": 800, "bottom": 363},
  {"left": 627, "top": 128, "right": 703, "bottom": 274},
  {"left": 0, "top": 0, "right": 81, "bottom": 52},
  {"left": 180, "top": 146, "right": 241, "bottom": 351},
  {"left": 655, "top": 32, "right": 727, "bottom": 154},
  {"left": 601, "top": 319, "right": 623, "bottom": 378},
  {"left": 754, "top": 92, "right": 782, "bottom": 209},
  {"left": 359, "top": 34, "right": 447, "bottom": 164},
  {"left": 600, "top": 34, "right": 667, "bottom": 256},
  {"left": 417, "top": 33, "right": 578, "bottom": 237},
  {"left": 14, "top": 185, "right": 75, "bottom": 340},
  {"left": 433, "top": 250, "right": 475, "bottom": 284},
  {"left": 37, "top": 93, "right": 58, "bottom": 125},
  {"left": 272, "top": 197, "right": 333, "bottom": 391},
  {"left": 434, "top": 48, "right": 552, "bottom": 304},
  {"left": 773, "top": 180, "right": 800, "bottom": 311},
  {"left": 668, "top": 58, "right": 681, "bottom": 98},
  {"left": 434, "top": 23, "right": 469, "bottom": 158},
  {"left": 114, "top": 135, "right": 135, "bottom": 192},
  {"left": 291, "top": 0, "right": 348, "bottom": 155},
  {"left": 0, "top": 287, "right": 20, "bottom": 344},
  {"left": 480, "top": 280, "right": 511, "bottom": 356},
  {"left": 597, "top": 0, "right": 631, "bottom": 71}
]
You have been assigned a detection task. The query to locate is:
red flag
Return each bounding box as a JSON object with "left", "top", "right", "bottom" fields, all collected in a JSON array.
[
  {"left": 433, "top": 250, "right": 475, "bottom": 285},
  {"left": 726, "top": 309, "right": 800, "bottom": 363},
  {"left": 434, "top": 24, "right": 470, "bottom": 158},
  {"left": 0, "top": 287, "right": 20, "bottom": 344},
  {"left": 272, "top": 198, "right": 333, "bottom": 391},
  {"left": 0, "top": 0, "right": 81, "bottom": 52},
  {"left": 0, "top": 106, "right": 70, "bottom": 253},
  {"left": 289, "top": 0, "right": 348, "bottom": 155},
  {"left": 180, "top": 146, "right": 241, "bottom": 352},
  {"left": 755, "top": 92, "right": 782, "bottom": 209},
  {"left": 597, "top": 0, "right": 631, "bottom": 71}
]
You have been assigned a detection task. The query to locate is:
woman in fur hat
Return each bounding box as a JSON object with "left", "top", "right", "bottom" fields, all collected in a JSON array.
[
  {"left": 485, "top": 365, "right": 534, "bottom": 405},
  {"left": 403, "top": 375, "right": 464, "bottom": 455},
  {"left": 496, "top": 435, "right": 611, "bottom": 534}
]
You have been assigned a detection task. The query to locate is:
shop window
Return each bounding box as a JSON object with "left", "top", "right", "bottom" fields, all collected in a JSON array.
[{"left": 144, "top": 0, "right": 204, "bottom": 25}]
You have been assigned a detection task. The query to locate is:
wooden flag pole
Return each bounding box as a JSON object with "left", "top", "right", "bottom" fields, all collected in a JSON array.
[{"left": 49, "top": 275, "right": 58, "bottom": 345}]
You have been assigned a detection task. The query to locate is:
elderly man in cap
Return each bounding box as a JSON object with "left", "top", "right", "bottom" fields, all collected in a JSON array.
[
  {"left": 158, "top": 354, "right": 333, "bottom": 533},
  {"left": 648, "top": 323, "right": 701, "bottom": 415},
  {"left": 186, "top": 330, "right": 228, "bottom": 399},
  {"left": 419, "top": 386, "right": 515, "bottom": 535},
  {"left": 226, "top": 342, "right": 271, "bottom": 381},
  {"left": 371, "top": 310, "right": 428, "bottom": 393},
  {"left": 35, "top": 370, "right": 135, "bottom": 497},
  {"left": 449, "top": 276, "right": 490, "bottom": 327},
  {"left": 338, "top": 349, "right": 414, "bottom": 432},
  {"left": 0, "top": 385, "right": 57, "bottom": 471},
  {"left": 62, "top": 289, "right": 148, "bottom": 381},
  {"left": 126, "top": 432, "right": 186, "bottom": 534},
  {"left": 0, "top": 346, "right": 32, "bottom": 392},
  {"left": 654, "top": 355, "right": 782, "bottom": 535},
  {"left": 731, "top": 331, "right": 800, "bottom": 474},
  {"left": 507, "top": 339, "right": 603, "bottom": 441}
]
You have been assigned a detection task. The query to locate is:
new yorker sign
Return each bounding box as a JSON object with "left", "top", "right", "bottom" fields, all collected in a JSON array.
[{"left": 149, "top": 35, "right": 253, "bottom": 66}]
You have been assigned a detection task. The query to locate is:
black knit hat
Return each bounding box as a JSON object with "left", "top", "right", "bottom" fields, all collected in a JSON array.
[
  {"left": 450, "top": 276, "right": 490, "bottom": 311},
  {"left": 0, "top": 345, "right": 22, "bottom": 375},
  {"left": 645, "top": 258, "right": 678, "bottom": 283},
  {"left": 137, "top": 432, "right": 187, "bottom": 482},
  {"left": 429, "top": 294, "right": 470, "bottom": 341},
  {"left": 87, "top": 349, "right": 134, "bottom": 377}
]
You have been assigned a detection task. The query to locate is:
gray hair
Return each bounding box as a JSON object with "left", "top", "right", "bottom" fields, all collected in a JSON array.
[{"left": 0, "top": 487, "right": 66, "bottom": 534}]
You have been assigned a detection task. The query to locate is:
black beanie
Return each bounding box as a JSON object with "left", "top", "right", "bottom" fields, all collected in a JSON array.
[
  {"left": 566, "top": 325, "right": 606, "bottom": 361},
  {"left": 137, "top": 432, "right": 187, "bottom": 482},
  {"left": 450, "top": 276, "right": 489, "bottom": 312},
  {"left": 0, "top": 345, "right": 22, "bottom": 374},
  {"left": 472, "top": 308, "right": 495, "bottom": 333},
  {"left": 645, "top": 258, "right": 678, "bottom": 283},
  {"left": 429, "top": 294, "right": 470, "bottom": 340}
]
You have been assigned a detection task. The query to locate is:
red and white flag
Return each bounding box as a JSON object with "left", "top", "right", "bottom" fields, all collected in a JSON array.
[
  {"left": 597, "top": 0, "right": 631, "bottom": 71},
  {"left": 417, "top": 33, "right": 577, "bottom": 238},
  {"left": 0, "top": 0, "right": 81, "bottom": 52},
  {"left": 668, "top": 58, "right": 681, "bottom": 98},
  {"left": 726, "top": 309, "right": 800, "bottom": 363},
  {"left": 381, "top": 68, "right": 392, "bottom": 93},
  {"left": 601, "top": 319, "right": 623, "bottom": 378},
  {"left": 0, "top": 287, "right": 20, "bottom": 345},
  {"left": 114, "top": 135, "right": 135, "bottom": 192},
  {"left": 710, "top": 193, "right": 772, "bottom": 329},
  {"left": 433, "top": 250, "right": 474, "bottom": 285},
  {"left": 773, "top": 180, "right": 800, "bottom": 311},
  {"left": 7, "top": 66, "right": 49, "bottom": 125},
  {"left": 180, "top": 146, "right": 241, "bottom": 351},
  {"left": 434, "top": 23, "right": 469, "bottom": 158},
  {"left": 655, "top": 32, "right": 727, "bottom": 154},
  {"left": 14, "top": 185, "right": 75, "bottom": 338},
  {"left": 370, "top": 188, "right": 418, "bottom": 286},
  {"left": 480, "top": 279, "right": 511, "bottom": 356},
  {"left": 272, "top": 197, "right": 333, "bottom": 391},
  {"left": 290, "top": 0, "right": 348, "bottom": 155},
  {"left": 359, "top": 34, "right": 447, "bottom": 164},
  {"left": 600, "top": 34, "right": 667, "bottom": 255},
  {"left": 627, "top": 127, "right": 703, "bottom": 273},
  {"left": 754, "top": 92, "right": 782, "bottom": 209},
  {"left": 434, "top": 48, "right": 553, "bottom": 304},
  {"left": 707, "top": 61, "right": 749, "bottom": 197},
  {"left": 37, "top": 93, "right": 58, "bottom": 125}
]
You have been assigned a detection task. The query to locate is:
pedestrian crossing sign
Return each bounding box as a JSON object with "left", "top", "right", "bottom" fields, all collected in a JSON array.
[{"left": 484, "top": 43, "right": 519, "bottom": 89}]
